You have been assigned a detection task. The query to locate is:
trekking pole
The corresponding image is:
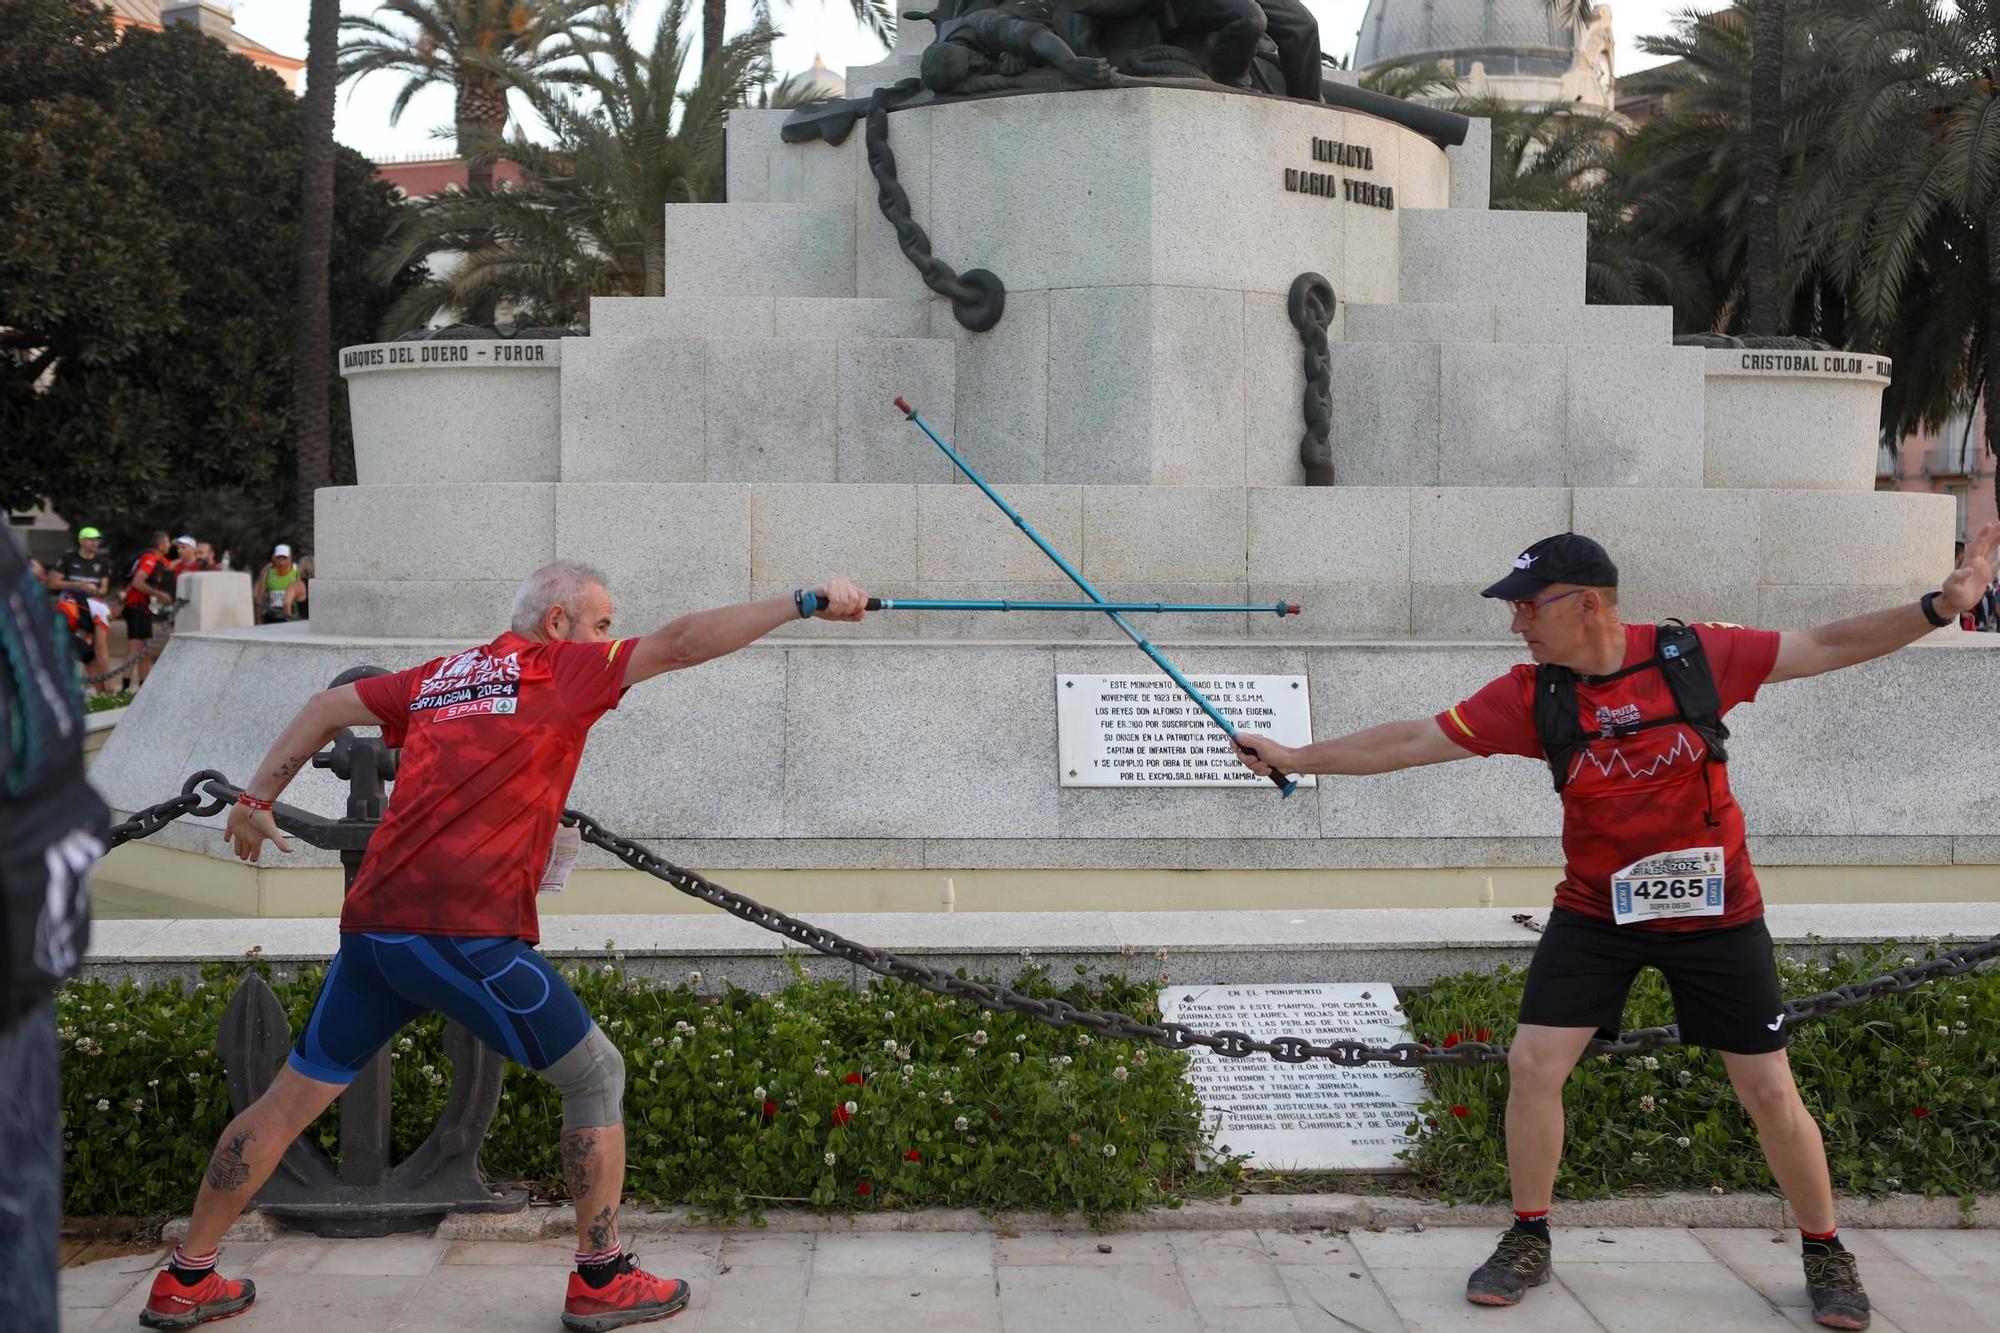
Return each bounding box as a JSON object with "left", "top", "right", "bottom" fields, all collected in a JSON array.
[
  {"left": 885, "top": 395, "right": 1298, "bottom": 797},
  {"left": 850, "top": 597, "right": 1302, "bottom": 615}
]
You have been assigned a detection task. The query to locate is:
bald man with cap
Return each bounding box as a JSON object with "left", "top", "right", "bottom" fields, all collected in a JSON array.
[{"left": 1237, "top": 523, "right": 2000, "bottom": 1330}]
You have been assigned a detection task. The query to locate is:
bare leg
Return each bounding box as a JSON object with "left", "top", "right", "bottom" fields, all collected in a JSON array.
[
  {"left": 182, "top": 1065, "right": 345, "bottom": 1254},
  {"left": 562, "top": 1124, "right": 628, "bottom": 1254},
  {"left": 1721, "top": 1049, "right": 1837, "bottom": 1234},
  {"left": 1503, "top": 1025, "right": 1597, "bottom": 1212}
]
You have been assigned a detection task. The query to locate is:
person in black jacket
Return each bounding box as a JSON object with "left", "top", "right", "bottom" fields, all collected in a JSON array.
[{"left": 0, "top": 525, "right": 110, "bottom": 1332}]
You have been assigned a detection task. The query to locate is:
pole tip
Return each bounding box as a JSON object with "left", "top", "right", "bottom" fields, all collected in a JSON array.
[
  {"left": 1284, "top": 603, "right": 1302, "bottom": 617},
  {"left": 893, "top": 395, "right": 913, "bottom": 416}
]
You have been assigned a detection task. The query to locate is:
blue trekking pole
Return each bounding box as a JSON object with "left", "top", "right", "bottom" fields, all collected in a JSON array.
[
  {"left": 890, "top": 395, "right": 1297, "bottom": 797},
  {"left": 857, "top": 597, "right": 1302, "bottom": 616}
]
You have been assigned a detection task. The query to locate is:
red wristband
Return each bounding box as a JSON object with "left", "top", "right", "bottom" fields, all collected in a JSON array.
[{"left": 236, "top": 792, "right": 274, "bottom": 812}]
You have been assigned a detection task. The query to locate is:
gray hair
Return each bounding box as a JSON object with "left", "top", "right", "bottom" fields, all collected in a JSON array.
[{"left": 511, "top": 561, "right": 609, "bottom": 635}]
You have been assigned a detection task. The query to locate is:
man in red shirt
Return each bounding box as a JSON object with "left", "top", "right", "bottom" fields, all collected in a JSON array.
[
  {"left": 1237, "top": 524, "right": 2000, "bottom": 1332},
  {"left": 142, "top": 564, "right": 868, "bottom": 1331},
  {"left": 122, "top": 531, "right": 176, "bottom": 692}
]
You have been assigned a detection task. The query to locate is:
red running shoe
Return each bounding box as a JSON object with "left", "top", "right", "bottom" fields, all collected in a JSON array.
[
  {"left": 561, "top": 1254, "right": 692, "bottom": 1331},
  {"left": 139, "top": 1270, "right": 256, "bottom": 1328}
]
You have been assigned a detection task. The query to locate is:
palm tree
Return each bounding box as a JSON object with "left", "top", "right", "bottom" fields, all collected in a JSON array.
[
  {"left": 1744, "top": 0, "right": 1787, "bottom": 334},
  {"left": 338, "top": 0, "right": 595, "bottom": 192},
  {"left": 1808, "top": 0, "right": 2000, "bottom": 496},
  {"left": 293, "top": 0, "right": 339, "bottom": 551},
  {"left": 702, "top": 0, "right": 893, "bottom": 71},
  {"left": 371, "top": 0, "right": 779, "bottom": 332}
]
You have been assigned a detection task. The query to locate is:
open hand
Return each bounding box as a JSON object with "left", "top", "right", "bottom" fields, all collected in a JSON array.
[
  {"left": 1232, "top": 732, "right": 1294, "bottom": 778},
  {"left": 811, "top": 577, "right": 869, "bottom": 622},
  {"left": 1939, "top": 521, "right": 2000, "bottom": 616},
  {"left": 224, "top": 802, "right": 293, "bottom": 863}
]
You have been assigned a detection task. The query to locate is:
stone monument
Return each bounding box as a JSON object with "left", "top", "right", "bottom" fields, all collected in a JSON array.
[{"left": 91, "top": 0, "right": 1999, "bottom": 912}]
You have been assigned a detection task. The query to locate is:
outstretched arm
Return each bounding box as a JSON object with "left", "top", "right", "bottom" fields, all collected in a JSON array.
[
  {"left": 223, "top": 684, "right": 381, "bottom": 862},
  {"left": 1768, "top": 521, "right": 1999, "bottom": 684},
  {"left": 1235, "top": 717, "right": 1474, "bottom": 779},
  {"left": 621, "top": 577, "right": 869, "bottom": 688}
]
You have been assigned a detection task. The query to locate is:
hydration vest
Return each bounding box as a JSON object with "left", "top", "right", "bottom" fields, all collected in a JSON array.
[{"left": 1532, "top": 621, "right": 1729, "bottom": 794}]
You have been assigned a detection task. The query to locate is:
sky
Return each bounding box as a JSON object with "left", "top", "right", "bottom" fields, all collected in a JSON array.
[{"left": 229, "top": 0, "right": 1732, "bottom": 163}]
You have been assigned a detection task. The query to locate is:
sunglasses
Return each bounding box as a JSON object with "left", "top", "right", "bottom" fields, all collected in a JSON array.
[{"left": 1507, "top": 588, "right": 1588, "bottom": 621}]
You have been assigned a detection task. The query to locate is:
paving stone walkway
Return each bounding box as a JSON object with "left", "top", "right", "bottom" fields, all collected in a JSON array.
[{"left": 58, "top": 1225, "right": 2000, "bottom": 1332}]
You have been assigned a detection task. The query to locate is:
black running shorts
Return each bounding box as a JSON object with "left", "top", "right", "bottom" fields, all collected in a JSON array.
[
  {"left": 122, "top": 603, "right": 153, "bottom": 641},
  {"left": 1517, "top": 908, "right": 1789, "bottom": 1054}
]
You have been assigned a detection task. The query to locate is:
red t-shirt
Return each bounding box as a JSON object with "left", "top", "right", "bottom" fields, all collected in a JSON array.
[
  {"left": 1436, "top": 623, "right": 1781, "bottom": 931},
  {"left": 123, "top": 550, "right": 169, "bottom": 608},
  {"left": 343, "top": 632, "right": 631, "bottom": 942}
]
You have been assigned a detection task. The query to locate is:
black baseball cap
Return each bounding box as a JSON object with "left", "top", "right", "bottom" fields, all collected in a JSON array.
[{"left": 1480, "top": 533, "right": 1619, "bottom": 601}]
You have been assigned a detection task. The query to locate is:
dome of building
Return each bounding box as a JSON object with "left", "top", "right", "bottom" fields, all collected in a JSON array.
[
  {"left": 799, "top": 53, "right": 846, "bottom": 101},
  {"left": 1354, "top": 0, "right": 1577, "bottom": 80}
]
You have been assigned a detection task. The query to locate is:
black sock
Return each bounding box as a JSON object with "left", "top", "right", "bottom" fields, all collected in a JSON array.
[
  {"left": 576, "top": 1251, "right": 626, "bottom": 1289},
  {"left": 1801, "top": 1228, "right": 1844, "bottom": 1257},
  {"left": 1512, "top": 1210, "right": 1551, "bottom": 1243},
  {"left": 167, "top": 1244, "right": 217, "bottom": 1286}
]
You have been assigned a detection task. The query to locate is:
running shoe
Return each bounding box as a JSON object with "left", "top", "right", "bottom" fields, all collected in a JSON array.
[
  {"left": 1464, "top": 1228, "right": 1552, "bottom": 1306},
  {"left": 138, "top": 1270, "right": 256, "bottom": 1328},
  {"left": 561, "top": 1253, "right": 692, "bottom": 1331},
  {"left": 1805, "top": 1249, "right": 1871, "bottom": 1330}
]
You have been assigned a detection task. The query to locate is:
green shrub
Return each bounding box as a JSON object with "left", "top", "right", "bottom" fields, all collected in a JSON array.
[
  {"left": 1400, "top": 939, "right": 2000, "bottom": 1202},
  {"left": 85, "top": 691, "right": 133, "bottom": 713},
  {"left": 58, "top": 939, "right": 1999, "bottom": 1220},
  {"left": 57, "top": 961, "right": 1225, "bottom": 1220}
]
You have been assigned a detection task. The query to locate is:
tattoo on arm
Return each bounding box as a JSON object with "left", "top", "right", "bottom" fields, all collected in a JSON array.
[
  {"left": 204, "top": 1129, "right": 255, "bottom": 1193},
  {"left": 272, "top": 754, "right": 306, "bottom": 782}
]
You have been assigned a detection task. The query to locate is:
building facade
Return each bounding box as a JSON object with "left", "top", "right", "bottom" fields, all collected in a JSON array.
[{"left": 1353, "top": 0, "right": 1618, "bottom": 110}]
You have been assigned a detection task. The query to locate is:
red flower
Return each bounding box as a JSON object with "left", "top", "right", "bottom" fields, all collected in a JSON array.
[
  {"left": 904, "top": 1149, "right": 922, "bottom": 1162},
  {"left": 1442, "top": 1033, "right": 1461, "bottom": 1049},
  {"left": 856, "top": 1181, "right": 873, "bottom": 1195},
  {"left": 832, "top": 1106, "right": 852, "bottom": 1127},
  {"left": 761, "top": 1101, "right": 777, "bottom": 1119},
  {"left": 1912, "top": 1105, "right": 1932, "bottom": 1119},
  {"left": 1476, "top": 1027, "right": 1492, "bottom": 1043},
  {"left": 1450, "top": 1105, "right": 1470, "bottom": 1119},
  {"left": 843, "top": 1072, "right": 864, "bottom": 1085}
]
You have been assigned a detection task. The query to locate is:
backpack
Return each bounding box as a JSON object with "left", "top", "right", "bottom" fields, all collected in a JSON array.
[{"left": 1531, "top": 621, "right": 1728, "bottom": 794}]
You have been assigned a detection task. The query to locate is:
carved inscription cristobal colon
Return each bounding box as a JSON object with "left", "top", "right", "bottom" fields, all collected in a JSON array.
[{"left": 1283, "top": 136, "right": 1395, "bottom": 210}]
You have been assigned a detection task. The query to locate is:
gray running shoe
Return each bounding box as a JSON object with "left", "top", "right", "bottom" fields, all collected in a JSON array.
[
  {"left": 1805, "top": 1249, "right": 1871, "bottom": 1330},
  {"left": 1465, "top": 1228, "right": 1552, "bottom": 1306}
]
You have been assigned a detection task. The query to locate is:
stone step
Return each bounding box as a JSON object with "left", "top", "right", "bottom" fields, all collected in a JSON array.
[
  {"left": 1326, "top": 342, "right": 1705, "bottom": 489},
  {"left": 776, "top": 296, "right": 937, "bottom": 339},
  {"left": 557, "top": 335, "right": 956, "bottom": 485},
  {"left": 659, "top": 202, "right": 857, "bottom": 311},
  {"left": 313, "top": 482, "right": 1956, "bottom": 640},
  {"left": 1398, "top": 209, "right": 1586, "bottom": 305},
  {"left": 1342, "top": 303, "right": 1671, "bottom": 346}
]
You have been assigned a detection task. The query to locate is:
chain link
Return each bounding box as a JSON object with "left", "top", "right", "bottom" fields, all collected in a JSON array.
[{"left": 99, "top": 774, "right": 2000, "bottom": 1069}]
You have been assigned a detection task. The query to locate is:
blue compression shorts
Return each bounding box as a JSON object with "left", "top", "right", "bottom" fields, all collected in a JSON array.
[{"left": 289, "top": 933, "right": 592, "bottom": 1083}]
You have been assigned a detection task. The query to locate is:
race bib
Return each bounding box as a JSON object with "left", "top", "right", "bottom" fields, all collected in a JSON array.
[
  {"left": 538, "top": 824, "right": 581, "bottom": 895},
  {"left": 1611, "top": 846, "right": 1725, "bottom": 925}
]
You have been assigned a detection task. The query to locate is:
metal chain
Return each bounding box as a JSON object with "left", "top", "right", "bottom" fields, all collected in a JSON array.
[
  {"left": 105, "top": 769, "right": 232, "bottom": 847},
  {"left": 1287, "top": 273, "right": 1336, "bottom": 486},
  {"left": 864, "top": 80, "right": 1006, "bottom": 332},
  {"left": 98, "top": 773, "right": 2000, "bottom": 1068}
]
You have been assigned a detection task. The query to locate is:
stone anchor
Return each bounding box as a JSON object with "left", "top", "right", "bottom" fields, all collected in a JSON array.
[{"left": 214, "top": 666, "right": 526, "bottom": 1238}]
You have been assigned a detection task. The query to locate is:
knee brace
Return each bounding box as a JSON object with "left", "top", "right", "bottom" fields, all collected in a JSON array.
[{"left": 541, "top": 1024, "right": 626, "bottom": 1130}]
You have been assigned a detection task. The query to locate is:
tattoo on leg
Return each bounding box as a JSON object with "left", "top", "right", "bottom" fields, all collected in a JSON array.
[
  {"left": 562, "top": 1128, "right": 597, "bottom": 1201},
  {"left": 586, "top": 1204, "right": 616, "bottom": 1254},
  {"left": 204, "top": 1130, "right": 255, "bottom": 1193}
]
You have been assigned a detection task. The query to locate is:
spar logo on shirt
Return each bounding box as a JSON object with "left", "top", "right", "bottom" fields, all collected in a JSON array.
[{"left": 411, "top": 647, "right": 523, "bottom": 713}]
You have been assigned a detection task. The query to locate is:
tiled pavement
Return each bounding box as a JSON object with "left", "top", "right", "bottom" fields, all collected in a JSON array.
[{"left": 58, "top": 1225, "right": 2000, "bottom": 1332}]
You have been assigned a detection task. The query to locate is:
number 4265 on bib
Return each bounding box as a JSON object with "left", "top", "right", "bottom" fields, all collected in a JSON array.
[{"left": 1611, "top": 846, "right": 1725, "bottom": 925}]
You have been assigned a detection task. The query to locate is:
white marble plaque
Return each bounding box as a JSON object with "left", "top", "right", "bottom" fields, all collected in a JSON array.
[
  {"left": 1159, "top": 983, "right": 1425, "bottom": 1170},
  {"left": 1056, "top": 674, "right": 1316, "bottom": 788}
]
